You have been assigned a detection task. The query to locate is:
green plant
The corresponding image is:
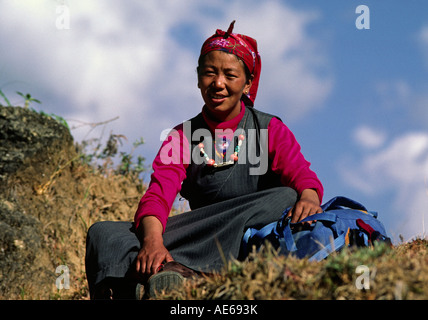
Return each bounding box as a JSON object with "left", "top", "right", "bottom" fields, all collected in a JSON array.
[
  {"left": 0, "top": 89, "right": 12, "bottom": 106},
  {"left": 1, "top": 88, "right": 69, "bottom": 130},
  {"left": 17, "top": 91, "right": 41, "bottom": 108},
  {"left": 78, "top": 132, "right": 146, "bottom": 182},
  {"left": 37, "top": 110, "right": 70, "bottom": 130},
  {"left": 118, "top": 137, "right": 146, "bottom": 179},
  {"left": 0, "top": 88, "right": 41, "bottom": 108}
]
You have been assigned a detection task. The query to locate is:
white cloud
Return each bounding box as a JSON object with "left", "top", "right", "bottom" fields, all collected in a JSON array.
[
  {"left": 0, "top": 0, "right": 333, "bottom": 160},
  {"left": 374, "top": 80, "right": 411, "bottom": 110},
  {"left": 353, "top": 125, "right": 386, "bottom": 149},
  {"left": 0, "top": 0, "right": 201, "bottom": 145},
  {"left": 419, "top": 25, "right": 428, "bottom": 42},
  {"left": 222, "top": 0, "right": 333, "bottom": 120},
  {"left": 373, "top": 79, "right": 428, "bottom": 126},
  {"left": 340, "top": 132, "right": 428, "bottom": 240}
]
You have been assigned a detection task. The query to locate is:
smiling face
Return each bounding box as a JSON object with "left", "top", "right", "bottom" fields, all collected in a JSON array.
[{"left": 198, "top": 50, "right": 253, "bottom": 122}]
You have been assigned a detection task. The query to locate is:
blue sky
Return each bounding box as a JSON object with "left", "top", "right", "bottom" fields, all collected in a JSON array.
[{"left": 1, "top": 0, "right": 427, "bottom": 243}]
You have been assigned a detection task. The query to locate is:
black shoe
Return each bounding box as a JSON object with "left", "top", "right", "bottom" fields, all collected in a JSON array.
[
  {"left": 146, "top": 271, "right": 184, "bottom": 299},
  {"left": 93, "top": 278, "right": 140, "bottom": 300}
]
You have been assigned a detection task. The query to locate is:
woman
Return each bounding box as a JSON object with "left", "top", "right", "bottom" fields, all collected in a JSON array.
[{"left": 85, "top": 21, "right": 323, "bottom": 299}]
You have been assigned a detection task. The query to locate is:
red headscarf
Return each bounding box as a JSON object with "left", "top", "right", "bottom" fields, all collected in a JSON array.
[{"left": 199, "top": 21, "right": 261, "bottom": 107}]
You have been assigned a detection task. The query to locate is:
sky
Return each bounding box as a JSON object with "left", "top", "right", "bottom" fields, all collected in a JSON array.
[{"left": 1, "top": 0, "right": 427, "bottom": 243}]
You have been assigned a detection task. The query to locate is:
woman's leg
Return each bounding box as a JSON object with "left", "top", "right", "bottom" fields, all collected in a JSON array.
[
  {"left": 163, "top": 186, "right": 297, "bottom": 273},
  {"left": 85, "top": 186, "right": 297, "bottom": 298},
  {"left": 85, "top": 221, "right": 140, "bottom": 299}
]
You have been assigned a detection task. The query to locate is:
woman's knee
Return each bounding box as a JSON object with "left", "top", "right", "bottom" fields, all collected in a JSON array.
[{"left": 86, "top": 221, "right": 116, "bottom": 243}]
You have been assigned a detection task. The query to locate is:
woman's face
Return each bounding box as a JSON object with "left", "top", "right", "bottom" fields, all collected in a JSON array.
[{"left": 198, "top": 51, "right": 252, "bottom": 121}]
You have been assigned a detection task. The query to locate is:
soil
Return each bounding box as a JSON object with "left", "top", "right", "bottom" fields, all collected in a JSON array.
[{"left": 0, "top": 105, "right": 142, "bottom": 299}]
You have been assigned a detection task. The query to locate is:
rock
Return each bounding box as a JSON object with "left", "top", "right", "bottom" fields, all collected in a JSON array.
[
  {"left": 0, "top": 105, "right": 76, "bottom": 299},
  {"left": 0, "top": 200, "right": 43, "bottom": 297},
  {"left": 0, "top": 105, "right": 75, "bottom": 194},
  {"left": 0, "top": 105, "right": 142, "bottom": 299}
]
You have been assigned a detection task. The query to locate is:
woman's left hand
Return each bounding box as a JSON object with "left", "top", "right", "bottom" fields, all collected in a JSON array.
[{"left": 287, "top": 189, "right": 322, "bottom": 224}]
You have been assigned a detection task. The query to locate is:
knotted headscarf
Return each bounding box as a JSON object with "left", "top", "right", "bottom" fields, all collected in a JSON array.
[{"left": 199, "top": 21, "right": 261, "bottom": 106}]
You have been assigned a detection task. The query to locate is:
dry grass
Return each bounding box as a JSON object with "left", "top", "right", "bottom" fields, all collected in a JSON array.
[
  {"left": 162, "top": 239, "right": 428, "bottom": 300},
  {"left": 3, "top": 138, "right": 427, "bottom": 300},
  {"left": 2, "top": 157, "right": 141, "bottom": 300}
]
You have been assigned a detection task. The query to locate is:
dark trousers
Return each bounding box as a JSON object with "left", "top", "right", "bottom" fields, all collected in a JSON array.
[{"left": 85, "top": 186, "right": 297, "bottom": 297}]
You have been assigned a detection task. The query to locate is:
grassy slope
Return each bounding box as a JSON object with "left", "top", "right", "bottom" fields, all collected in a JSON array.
[
  {"left": 4, "top": 131, "right": 427, "bottom": 300},
  {"left": 166, "top": 239, "right": 428, "bottom": 300},
  {"left": 40, "top": 158, "right": 428, "bottom": 300}
]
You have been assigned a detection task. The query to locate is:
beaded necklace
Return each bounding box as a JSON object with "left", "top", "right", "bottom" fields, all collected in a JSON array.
[{"left": 198, "top": 134, "right": 245, "bottom": 167}]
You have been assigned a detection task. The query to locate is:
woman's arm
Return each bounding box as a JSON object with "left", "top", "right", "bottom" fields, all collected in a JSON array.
[
  {"left": 134, "top": 124, "right": 189, "bottom": 232},
  {"left": 134, "top": 124, "right": 189, "bottom": 277},
  {"left": 268, "top": 117, "right": 324, "bottom": 202},
  {"left": 267, "top": 117, "right": 324, "bottom": 223},
  {"left": 135, "top": 216, "right": 174, "bottom": 277}
]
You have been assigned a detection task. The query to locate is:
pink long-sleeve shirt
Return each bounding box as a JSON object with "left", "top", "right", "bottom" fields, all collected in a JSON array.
[{"left": 135, "top": 104, "right": 323, "bottom": 232}]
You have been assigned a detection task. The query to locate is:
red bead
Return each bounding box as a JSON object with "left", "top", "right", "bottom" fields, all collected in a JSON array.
[
  {"left": 198, "top": 143, "right": 204, "bottom": 149},
  {"left": 207, "top": 159, "right": 215, "bottom": 166},
  {"left": 238, "top": 134, "right": 245, "bottom": 141},
  {"left": 230, "top": 154, "right": 238, "bottom": 161}
]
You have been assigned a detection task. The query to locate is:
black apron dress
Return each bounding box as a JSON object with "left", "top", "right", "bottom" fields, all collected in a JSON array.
[{"left": 85, "top": 107, "right": 298, "bottom": 296}]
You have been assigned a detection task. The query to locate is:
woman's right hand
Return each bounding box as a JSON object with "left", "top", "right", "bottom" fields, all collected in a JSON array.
[{"left": 135, "top": 216, "right": 174, "bottom": 278}]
